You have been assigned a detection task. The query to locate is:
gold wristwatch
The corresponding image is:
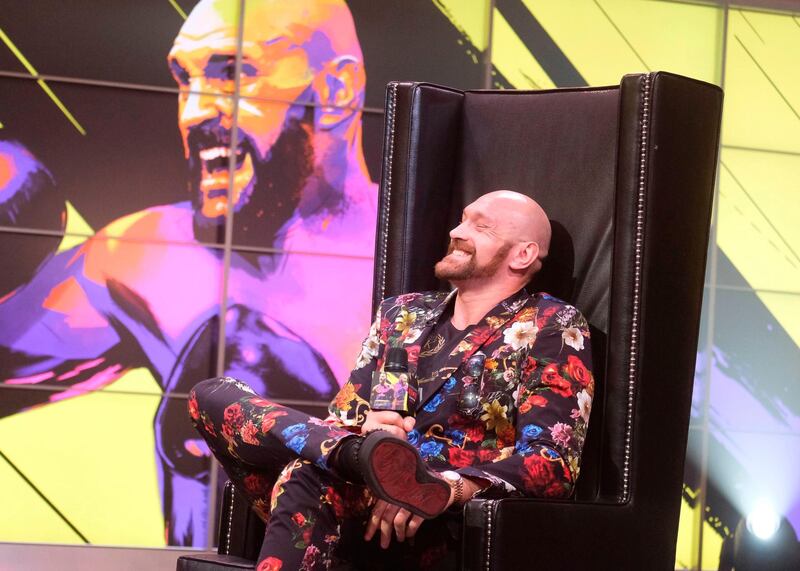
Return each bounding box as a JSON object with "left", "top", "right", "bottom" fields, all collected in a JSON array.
[{"left": 441, "top": 470, "right": 464, "bottom": 504}]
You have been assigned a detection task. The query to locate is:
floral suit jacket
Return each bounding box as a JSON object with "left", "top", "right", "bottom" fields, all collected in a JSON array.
[{"left": 328, "top": 288, "right": 594, "bottom": 498}]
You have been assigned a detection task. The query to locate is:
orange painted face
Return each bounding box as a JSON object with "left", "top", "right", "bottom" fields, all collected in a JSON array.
[{"left": 168, "top": 0, "right": 328, "bottom": 220}]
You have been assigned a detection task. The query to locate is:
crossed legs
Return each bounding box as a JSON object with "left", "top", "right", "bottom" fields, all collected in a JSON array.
[{"left": 189, "top": 376, "right": 459, "bottom": 570}]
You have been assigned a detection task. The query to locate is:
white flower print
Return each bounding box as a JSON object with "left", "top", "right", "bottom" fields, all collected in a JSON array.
[
  {"left": 355, "top": 320, "right": 380, "bottom": 369},
  {"left": 562, "top": 327, "right": 584, "bottom": 351},
  {"left": 576, "top": 389, "right": 592, "bottom": 423},
  {"left": 503, "top": 321, "right": 538, "bottom": 351},
  {"left": 404, "top": 327, "right": 423, "bottom": 345}
]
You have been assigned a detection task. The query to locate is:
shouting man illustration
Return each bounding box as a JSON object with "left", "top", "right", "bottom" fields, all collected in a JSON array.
[{"left": 0, "top": 0, "right": 376, "bottom": 546}]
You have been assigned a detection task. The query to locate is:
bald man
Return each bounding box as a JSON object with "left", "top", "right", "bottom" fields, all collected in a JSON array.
[{"left": 191, "top": 190, "right": 595, "bottom": 569}]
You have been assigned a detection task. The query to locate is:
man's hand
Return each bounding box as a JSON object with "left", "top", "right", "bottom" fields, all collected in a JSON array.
[
  {"left": 361, "top": 410, "right": 415, "bottom": 440},
  {"left": 364, "top": 499, "right": 425, "bottom": 548}
]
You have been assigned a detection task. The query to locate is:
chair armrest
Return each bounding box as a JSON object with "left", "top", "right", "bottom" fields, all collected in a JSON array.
[
  {"left": 217, "top": 481, "right": 265, "bottom": 561},
  {"left": 463, "top": 497, "right": 673, "bottom": 571}
]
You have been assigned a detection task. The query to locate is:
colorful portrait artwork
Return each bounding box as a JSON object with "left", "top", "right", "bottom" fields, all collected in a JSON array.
[{"left": 0, "top": 0, "right": 377, "bottom": 546}]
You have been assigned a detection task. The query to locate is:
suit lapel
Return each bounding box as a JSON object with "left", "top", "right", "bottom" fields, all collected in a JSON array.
[
  {"left": 416, "top": 288, "right": 531, "bottom": 411},
  {"left": 383, "top": 291, "right": 456, "bottom": 379}
]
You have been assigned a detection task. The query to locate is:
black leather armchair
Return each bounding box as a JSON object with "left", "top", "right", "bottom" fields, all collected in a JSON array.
[{"left": 178, "top": 72, "right": 723, "bottom": 570}]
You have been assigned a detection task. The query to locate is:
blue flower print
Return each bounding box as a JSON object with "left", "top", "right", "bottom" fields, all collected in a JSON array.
[
  {"left": 423, "top": 393, "right": 445, "bottom": 413},
  {"left": 287, "top": 435, "right": 308, "bottom": 455},
  {"left": 282, "top": 423, "right": 309, "bottom": 455},
  {"left": 521, "top": 424, "right": 543, "bottom": 442},
  {"left": 443, "top": 376, "right": 457, "bottom": 391},
  {"left": 419, "top": 440, "right": 444, "bottom": 460},
  {"left": 444, "top": 429, "right": 465, "bottom": 447},
  {"left": 541, "top": 447, "right": 560, "bottom": 460},
  {"left": 406, "top": 429, "right": 421, "bottom": 446},
  {"left": 515, "top": 441, "right": 535, "bottom": 456}
]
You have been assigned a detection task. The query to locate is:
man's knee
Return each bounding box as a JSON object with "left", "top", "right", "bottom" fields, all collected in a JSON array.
[{"left": 189, "top": 376, "right": 257, "bottom": 414}]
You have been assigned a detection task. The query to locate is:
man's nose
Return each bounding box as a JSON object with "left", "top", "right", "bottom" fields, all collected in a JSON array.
[
  {"left": 180, "top": 79, "right": 234, "bottom": 129},
  {"left": 449, "top": 220, "right": 468, "bottom": 240}
]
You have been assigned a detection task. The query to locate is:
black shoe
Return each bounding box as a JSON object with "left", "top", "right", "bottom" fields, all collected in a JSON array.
[{"left": 357, "top": 431, "right": 451, "bottom": 519}]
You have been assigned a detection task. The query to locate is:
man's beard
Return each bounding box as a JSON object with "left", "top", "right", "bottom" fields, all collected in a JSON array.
[
  {"left": 434, "top": 239, "right": 512, "bottom": 282},
  {"left": 188, "top": 116, "right": 314, "bottom": 249}
]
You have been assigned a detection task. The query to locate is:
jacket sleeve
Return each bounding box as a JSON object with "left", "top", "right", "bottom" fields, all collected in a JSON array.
[
  {"left": 326, "top": 298, "right": 396, "bottom": 430},
  {"left": 457, "top": 302, "right": 594, "bottom": 498}
]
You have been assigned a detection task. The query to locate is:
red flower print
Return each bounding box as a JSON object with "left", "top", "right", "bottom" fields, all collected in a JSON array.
[
  {"left": 240, "top": 420, "right": 259, "bottom": 445},
  {"left": 465, "top": 424, "right": 485, "bottom": 443},
  {"left": 446, "top": 414, "right": 485, "bottom": 443},
  {"left": 324, "top": 487, "right": 347, "bottom": 518},
  {"left": 519, "top": 394, "right": 548, "bottom": 414},
  {"left": 542, "top": 363, "right": 572, "bottom": 398},
  {"left": 478, "top": 449, "right": 500, "bottom": 463},
  {"left": 522, "top": 356, "right": 538, "bottom": 378},
  {"left": 521, "top": 454, "right": 567, "bottom": 497},
  {"left": 243, "top": 473, "right": 271, "bottom": 496},
  {"left": 565, "top": 355, "right": 592, "bottom": 387},
  {"left": 537, "top": 307, "right": 556, "bottom": 329},
  {"left": 292, "top": 512, "right": 307, "bottom": 527},
  {"left": 261, "top": 410, "right": 287, "bottom": 434},
  {"left": 496, "top": 424, "right": 516, "bottom": 447},
  {"left": 468, "top": 326, "right": 494, "bottom": 347},
  {"left": 256, "top": 556, "right": 283, "bottom": 571},
  {"left": 406, "top": 344, "right": 420, "bottom": 366},
  {"left": 248, "top": 396, "right": 274, "bottom": 408},
  {"left": 448, "top": 447, "right": 477, "bottom": 468},
  {"left": 187, "top": 395, "right": 200, "bottom": 421},
  {"left": 223, "top": 403, "right": 245, "bottom": 429}
]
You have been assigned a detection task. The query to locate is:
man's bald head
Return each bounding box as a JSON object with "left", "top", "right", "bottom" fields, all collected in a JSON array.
[
  {"left": 474, "top": 190, "right": 551, "bottom": 268},
  {"left": 435, "top": 189, "right": 552, "bottom": 288},
  {"left": 168, "top": 0, "right": 368, "bottom": 232}
]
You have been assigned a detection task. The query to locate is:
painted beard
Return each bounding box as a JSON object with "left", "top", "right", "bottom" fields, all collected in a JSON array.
[
  {"left": 434, "top": 239, "right": 512, "bottom": 281},
  {"left": 188, "top": 116, "right": 314, "bottom": 249}
]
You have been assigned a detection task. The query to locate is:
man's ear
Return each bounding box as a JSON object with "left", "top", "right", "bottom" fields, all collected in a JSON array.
[
  {"left": 311, "top": 55, "right": 365, "bottom": 130},
  {"left": 509, "top": 242, "right": 540, "bottom": 273}
]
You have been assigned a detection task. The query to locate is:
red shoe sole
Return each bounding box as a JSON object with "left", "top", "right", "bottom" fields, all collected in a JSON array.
[{"left": 367, "top": 438, "right": 450, "bottom": 519}]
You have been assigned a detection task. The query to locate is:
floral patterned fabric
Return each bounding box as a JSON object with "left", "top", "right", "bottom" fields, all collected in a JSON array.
[
  {"left": 190, "top": 377, "right": 458, "bottom": 570},
  {"left": 189, "top": 287, "right": 593, "bottom": 569},
  {"left": 329, "top": 288, "right": 594, "bottom": 498}
]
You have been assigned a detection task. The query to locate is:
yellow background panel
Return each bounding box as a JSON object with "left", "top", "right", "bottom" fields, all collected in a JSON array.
[
  {"left": 675, "top": 494, "right": 726, "bottom": 570},
  {"left": 0, "top": 456, "right": 84, "bottom": 544},
  {"left": 0, "top": 370, "right": 167, "bottom": 546},
  {"left": 716, "top": 149, "right": 800, "bottom": 296},
  {"left": 434, "top": 0, "right": 491, "bottom": 52},
  {"left": 492, "top": 9, "right": 555, "bottom": 89},
  {"left": 722, "top": 10, "right": 800, "bottom": 153},
  {"left": 525, "top": 0, "right": 722, "bottom": 86}
]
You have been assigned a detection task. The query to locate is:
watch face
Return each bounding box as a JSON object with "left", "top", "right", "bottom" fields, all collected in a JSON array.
[{"left": 441, "top": 470, "right": 460, "bottom": 483}]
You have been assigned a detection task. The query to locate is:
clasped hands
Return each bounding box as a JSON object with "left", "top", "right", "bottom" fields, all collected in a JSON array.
[{"left": 361, "top": 410, "right": 482, "bottom": 549}]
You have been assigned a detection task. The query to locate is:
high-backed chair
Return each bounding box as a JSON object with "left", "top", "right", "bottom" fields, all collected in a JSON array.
[{"left": 177, "top": 72, "right": 723, "bottom": 570}]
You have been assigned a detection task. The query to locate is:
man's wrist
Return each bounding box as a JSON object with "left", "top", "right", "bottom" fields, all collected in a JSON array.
[
  {"left": 441, "top": 471, "right": 488, "bottom": 504},
  {"left": 461, "top": 476, "right": 488, "bottom": 503}
]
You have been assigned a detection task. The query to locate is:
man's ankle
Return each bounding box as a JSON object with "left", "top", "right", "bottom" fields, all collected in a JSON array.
[{"left": 328, "top": 435, "right": 364, "bottom": 484}]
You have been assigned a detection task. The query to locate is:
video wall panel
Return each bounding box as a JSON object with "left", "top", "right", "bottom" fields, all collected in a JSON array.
[
  {"left": 0, "top": 0, "right": 218, "bottom": 89},
  {"left": 1, "top": 2, "right": 798, "bottom": 567}
]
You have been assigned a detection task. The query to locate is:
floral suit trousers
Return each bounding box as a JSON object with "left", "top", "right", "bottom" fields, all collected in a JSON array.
[{"left": 190, "top": 376, "right": 460, "bottom": 571}]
